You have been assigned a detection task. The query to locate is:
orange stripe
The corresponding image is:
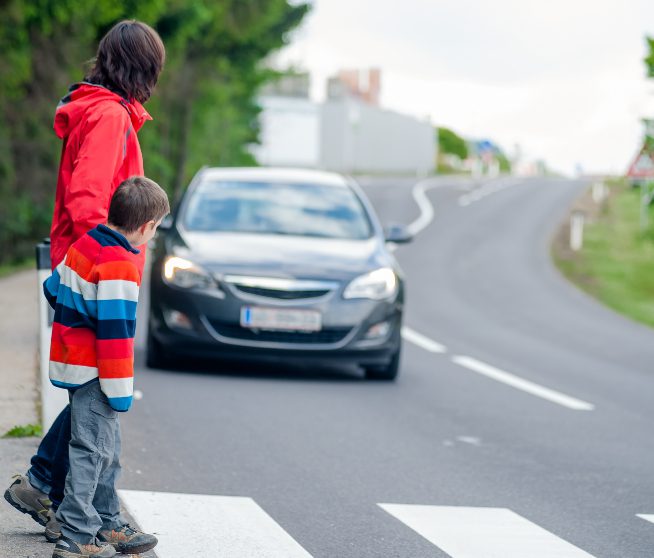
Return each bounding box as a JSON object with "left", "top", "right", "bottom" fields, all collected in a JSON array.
[
  {"left": 95, "top": 259, "right": 140, "bottom": 282},
  {"left": 97, "top": 358, "right": 133, "bottom": 377},
  {"left": 65, "top": 245, "right": 96, "bottom": 282}
]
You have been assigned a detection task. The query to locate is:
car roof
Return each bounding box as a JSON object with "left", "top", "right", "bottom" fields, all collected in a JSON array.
[{"left": 199, "top": 167, "right": 351, "bottom": 188}]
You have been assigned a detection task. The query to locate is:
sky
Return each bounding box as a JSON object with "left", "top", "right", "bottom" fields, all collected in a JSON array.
[{"left": 276, "top": 0, "right": 654, "bottom": 175}]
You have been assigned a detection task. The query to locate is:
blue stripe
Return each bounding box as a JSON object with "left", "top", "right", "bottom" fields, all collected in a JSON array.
[
  {"left": 43, "top": 270, "right": 61, "bottom": 309},
  {"left": 51, "top": 379, "right": 82, "bottom": 389},
  {"left": 97, "top": 299, "right": 137, "bottom": 321},
  {"left": 96, "top": 318, "right": 136, "bottom": 340},
  {"left": 56, "top": 284, "right": 98, "bottom": 318},
  {"left": 107, "top": 396, "right": 132, "bottom": 412},
  {"left": 54, "top": 303, "right": 96, "bottom": 329}
]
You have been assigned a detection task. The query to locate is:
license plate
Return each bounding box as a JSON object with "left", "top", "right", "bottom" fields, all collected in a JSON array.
[{"left": 240, "top": 306, "right": 322, "bottom": 332}]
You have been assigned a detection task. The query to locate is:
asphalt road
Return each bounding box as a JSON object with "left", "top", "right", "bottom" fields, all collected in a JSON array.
[{"left": 121, "top": 176, "right": 654, "bottom": 557}]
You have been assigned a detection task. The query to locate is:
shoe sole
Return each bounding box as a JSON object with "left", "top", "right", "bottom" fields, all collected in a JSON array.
[
  {"left": 3, "top": 487, "right": 49, "bottom": 527},
  {"left": 53, "top": 550, "right": 116, "bottom": 558},
  {"left": 112, "top": 540, "right": 158, "bottom": 555},
  {"left": 45, "top": 525, "right": 61, "bottom": 542}
]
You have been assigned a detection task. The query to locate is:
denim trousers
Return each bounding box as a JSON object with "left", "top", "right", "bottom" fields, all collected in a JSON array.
[
  {"left": 55, "top": 380, "right": 125, "bottom": 543},
  {"left": 27, "top": 404, "right": 71, "bottom": 509}
]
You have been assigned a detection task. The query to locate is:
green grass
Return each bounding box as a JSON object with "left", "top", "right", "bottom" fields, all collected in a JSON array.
[
  {"left": 555, "top": 185, "right": 654, "bottom": 328},
  {"left": 3, "top": 424, "right": 43, "bottom": 438}
]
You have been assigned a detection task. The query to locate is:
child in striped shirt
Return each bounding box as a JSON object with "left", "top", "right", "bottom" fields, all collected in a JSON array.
[{"left": 44, "top": 177, "right": 169, "bottom": 558}]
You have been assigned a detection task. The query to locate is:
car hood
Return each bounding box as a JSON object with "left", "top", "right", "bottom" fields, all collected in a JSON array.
[{"left": 172, "top": 231, "right": 389, "bottom": 281}]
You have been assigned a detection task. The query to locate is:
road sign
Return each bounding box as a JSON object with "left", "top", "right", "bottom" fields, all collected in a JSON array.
[{"left": 627, "top": 148, "right": 654, "bottom": 179}]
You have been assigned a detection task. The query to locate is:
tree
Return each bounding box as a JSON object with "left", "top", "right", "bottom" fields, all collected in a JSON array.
[
  {"left": 437, "top": 127, "right": 468, "bottom": 160},
  {"left": 0, "top": 0, "right": 309, "bottom": 264},
  {"left": 646, "top": 36, "right": 654, "bottom": 78}
]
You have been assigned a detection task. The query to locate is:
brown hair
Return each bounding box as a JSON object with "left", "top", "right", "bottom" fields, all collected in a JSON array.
[
  {"left": 85, "top": 20, "right": 165, "bottom": 104},
  {"left": 108, "top": 177, "right": 170, "bottom": 233}
]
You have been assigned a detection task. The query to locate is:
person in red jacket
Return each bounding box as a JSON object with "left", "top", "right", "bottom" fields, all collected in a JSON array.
[{"left": 4, "top": 20, "right": 165, "bottom": 556}]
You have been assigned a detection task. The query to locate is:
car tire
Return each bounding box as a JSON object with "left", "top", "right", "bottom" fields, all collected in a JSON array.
[
  {"left": 364, "top": 346, "right": 401, "bottom": 381},
  {"left": 146, "top": 328, "right": 167, "bottom": 369}
]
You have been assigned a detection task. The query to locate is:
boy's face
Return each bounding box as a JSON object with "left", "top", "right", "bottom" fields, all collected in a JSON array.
[{"left": 134, "top": 217, "right": 164, "bottom": 246}]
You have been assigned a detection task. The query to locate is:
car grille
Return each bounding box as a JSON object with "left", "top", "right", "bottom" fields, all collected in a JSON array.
[
  {"left": 208, "top": 320, "right": 351, "bottom": 345},
  {"left": 233, "top": 285, "right": 330, "bottom": 300}
]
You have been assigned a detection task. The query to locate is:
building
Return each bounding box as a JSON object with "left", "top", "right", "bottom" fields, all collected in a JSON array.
[{"left": 251, "top": 69, "right": 435, "bottom": 176}]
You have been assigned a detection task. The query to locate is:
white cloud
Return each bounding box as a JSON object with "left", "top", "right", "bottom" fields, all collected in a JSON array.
[{"left": 278, "top": 0, "right": 654, "bottom": 174}]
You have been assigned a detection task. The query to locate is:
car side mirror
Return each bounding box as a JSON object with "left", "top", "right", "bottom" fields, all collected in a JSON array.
[{"left": 384, "top": 224, "right": 413, "bottom": 244}]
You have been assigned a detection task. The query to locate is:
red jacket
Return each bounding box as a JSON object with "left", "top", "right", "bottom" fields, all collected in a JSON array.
[{"left": 50, "top": 83, "right": 152, "bottom": 270}]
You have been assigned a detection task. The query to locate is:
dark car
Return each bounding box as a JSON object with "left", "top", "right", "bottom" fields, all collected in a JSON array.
[{"left": 146, "top": 167, "right": 411, "bottom": 379}]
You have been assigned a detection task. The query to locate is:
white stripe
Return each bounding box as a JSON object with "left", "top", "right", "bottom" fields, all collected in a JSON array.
[
  {"left": 379, "top": 504, "right": 597, "bottom": 558},
  {"left": 402, "top": 327, "right": 447, "bottom": 353},
  {"left": 119, "top": 490, "right": 313, "bottom": 558},
  {"left": 59, "top": 264, "right": 97, "bottom": 301},
  {"left": 637, "top": 514, "right": 654, "bottom": 524},
  {"left": 96, "top": 279, "right": 139, "bottom": 302},
  {"left": 451, "top": 355, "right": 595, "bottom": 411},
  {"left": 49, "top": 361, "right": 98, "bottom": 385},
  {"left": 407, "top": 180, "right": 437, "bottom": 236},
  {"left": 99, "top": 377, "right": 133, "bottom": 398}
]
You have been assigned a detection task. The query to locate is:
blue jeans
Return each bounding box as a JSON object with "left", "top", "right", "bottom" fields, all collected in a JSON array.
[
  {"left": 56, "top": 380, "right": 124, "bottom": 543},
  {"left": 27, "top": 405, "right": 71, "bottom": 509}
]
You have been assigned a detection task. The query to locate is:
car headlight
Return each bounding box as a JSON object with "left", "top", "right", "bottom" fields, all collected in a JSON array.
[
  {"left": 343, "top": 268, "right": 398, "bottom": 300},
  {"left": 163, "top": 256, "right": 214, "bottom": 289}
]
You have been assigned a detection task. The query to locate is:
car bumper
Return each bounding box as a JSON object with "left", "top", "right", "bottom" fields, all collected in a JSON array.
[{"left": 149, "top": 277, "right": 402, "bottom": 367}]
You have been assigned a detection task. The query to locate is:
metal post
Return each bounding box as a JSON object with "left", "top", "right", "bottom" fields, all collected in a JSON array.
[
  {"left": 36, "top": 239, "right": 68, "bottom": 430},
  {"left": 570, "top": 210, "right": 585, "bottom": 251}
]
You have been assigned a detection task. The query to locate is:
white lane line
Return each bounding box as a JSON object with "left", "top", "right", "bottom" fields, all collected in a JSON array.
[
  {"left": 402, "top": 326, "right": 447, "bottom": 353},
  {"left": 458, "top": 177, "right": 520, "bottom": 207},
  {"left": 379, "top": 504, "right": 597, "bottom": 558},
  {"left": 119, "top": 490, "right": 313, "bottom": 558},
  {"left": 451, "top": 355, "right": 595, "bottom": 411},
  {"left": 407, "top": 179, "right": 438, "bottom": 236},
  {"left": 637, "top": 514, "right": 654, "bottom": 524}
]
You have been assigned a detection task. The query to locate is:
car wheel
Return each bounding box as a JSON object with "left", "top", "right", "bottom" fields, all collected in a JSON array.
[
  {"left": 364, "top": 346, "right": 401, "bottom": 381},
  {"left": 146, "top": 328, "right": 167, "bottom": 369}
]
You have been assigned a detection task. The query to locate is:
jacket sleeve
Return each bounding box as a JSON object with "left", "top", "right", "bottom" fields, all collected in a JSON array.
[
  {"left": 65, "top": 108, "right": 130, "bottom": 241},
  {"left": 43, "top": 268, "right": 61, "bottom": 310},
  {"left": 95, "top": 260, "right": 140, "bottom": 412}
]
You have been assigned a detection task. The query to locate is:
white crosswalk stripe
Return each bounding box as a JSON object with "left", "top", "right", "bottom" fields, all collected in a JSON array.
[
  {"left": 379, "top": 504, "right": 597, "bottom": 558},
  {"left": 119, "top": 489, "right": 313, "bottom": 558}
]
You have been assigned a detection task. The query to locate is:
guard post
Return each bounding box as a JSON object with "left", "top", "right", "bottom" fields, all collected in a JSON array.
[{"left": 36, "top": 239, "right": 68, "bottom": 430}]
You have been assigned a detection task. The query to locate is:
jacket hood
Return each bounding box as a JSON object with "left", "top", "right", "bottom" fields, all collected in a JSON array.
[{"left": 54, "top": 82, "right": 152, "bottom": 139}]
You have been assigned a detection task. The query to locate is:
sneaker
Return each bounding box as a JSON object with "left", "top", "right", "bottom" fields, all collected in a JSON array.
[
  {"left": 4, "top": 474, "right": 51, "bottom": 526},
  {"left": 52, "top": 536, "right": 116, "bottom": 557},
  {"left": 45, "top": 508, "right": 62, "bottom": 542},
  {"left": 98, "top": 524, "right": 158, "bottom": 554}
]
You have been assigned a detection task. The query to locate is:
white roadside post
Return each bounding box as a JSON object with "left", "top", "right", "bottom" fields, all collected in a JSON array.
[
  {"left": 570, "top": 210, "right": 585, "bottom": 252},
  {"left": 36, "top": 240, "right": 68, "bottom": 430},
  {"left": 592, "top": 181, "right": 607, "bottom": 204}
]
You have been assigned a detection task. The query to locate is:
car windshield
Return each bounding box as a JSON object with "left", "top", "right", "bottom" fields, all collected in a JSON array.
[{"left": 183, "top": 180, "right": 373, "bottom": 240}]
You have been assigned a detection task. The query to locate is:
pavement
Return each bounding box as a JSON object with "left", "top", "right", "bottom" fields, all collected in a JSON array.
[{"left": 0, "top": 269, "right": 48, "bottom": 556}]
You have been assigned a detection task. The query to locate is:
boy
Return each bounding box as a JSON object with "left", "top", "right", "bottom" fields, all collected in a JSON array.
[{"left": 44, "top": 177, "right": 169, "bottom": 558}]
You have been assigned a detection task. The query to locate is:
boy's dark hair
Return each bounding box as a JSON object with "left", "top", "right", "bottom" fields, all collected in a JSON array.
[
  {"left": 85, "top": 20, "right": 165, "bottom": 104},
  {"left": 108, "top": 177, "right": 170, "bottom": 233}
]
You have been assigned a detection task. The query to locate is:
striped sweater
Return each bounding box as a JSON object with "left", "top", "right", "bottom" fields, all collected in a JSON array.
[{"left": 44, "top": 224, "right": 142, "bottom": 411}]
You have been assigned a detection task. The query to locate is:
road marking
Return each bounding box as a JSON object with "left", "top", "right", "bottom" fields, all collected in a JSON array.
[
  {"left": 451, "top": 355, "right": 595, "bottom": 411},
  {"left": 459, "top": 177, "right": 520, "bottom": 207},
  {"left": 407, "top": 179, "right": 438, "bottom": 236},
  {"left": 637, "top": 514, "right": 654, "bottom": 524},
  {"left": 379, "top": 504, "right": 597, "bottom": 557},
  {"left": 402, "top": 326, "right": 447, "bottom": 353},
  {"left": 119, "top": 490, "right": 313, "bottom": 557}
]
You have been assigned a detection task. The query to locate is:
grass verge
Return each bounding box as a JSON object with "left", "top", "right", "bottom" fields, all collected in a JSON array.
[
  {"left": 3, "top": 424, "right": 43, "bottom": 438},
  {"left": 0, "top": 259, "right": 32, "bottom": 279},
  {"left": 554, "top": 181, "right": 654, "bottom": 328}
]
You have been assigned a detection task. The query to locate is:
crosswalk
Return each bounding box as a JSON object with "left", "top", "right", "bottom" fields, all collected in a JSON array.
[{"left": 119, "top": 490, "right": 649, "bottom": 557}]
